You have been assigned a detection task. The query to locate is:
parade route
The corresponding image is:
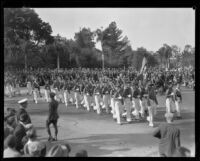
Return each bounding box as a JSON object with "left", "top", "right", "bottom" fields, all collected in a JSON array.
[{"left": 4, "top": 86, "right": 195, "bottom": 157}]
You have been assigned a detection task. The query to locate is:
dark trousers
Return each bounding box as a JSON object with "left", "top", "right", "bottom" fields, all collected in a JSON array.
[{"left": 46, "top": 119, "right": 58, "bottom": 137}]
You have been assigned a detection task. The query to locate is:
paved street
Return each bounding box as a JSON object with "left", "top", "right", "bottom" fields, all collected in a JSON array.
[{"left": 4, "top": 86, "right": 195, "bottom": 157}]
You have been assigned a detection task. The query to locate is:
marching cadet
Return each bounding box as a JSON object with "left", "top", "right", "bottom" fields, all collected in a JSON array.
[
  {"left": 94, "top": 82, "right": 102, "bottom": 114},
  {"left": 83, "top": 83, "right": 91, "bottom": 111},
  {"left": 102, "top": 82, "right": 111, "bottom": 114},
  {"left": 146, "top": 83, "right": 157, "bottom": 127},
  {"left": 73, "top": 81, "right": 81, "bottom": 109},
  {"left": 79, "top": 81, "right": 85, "bottom": 106},
  {"left": 52, "top": 78, "right": 59, "bottom": 101},
  {"left": 26, "top": 76, "right": 32, "bottom": 96},
  {"left": 174, "top": 83, "right": 182, "bottom": 119},
  {"left": 63, "top": 79, "right": 70, "bottom": 107},
  {"left": 132, "top": 83, "right": 141, "bottom": 120},
  {"left": 122, "top": 80, "right": 133, "bottom": 123},
  {"left": 114, "top": 84, "right": 124, "bottom": 125},
  {"left": 58, "top": 77, "right": 65, "bottom": 103},
  {"left": 110, "top": 82, "right": 117, "bottom": 119},
  {"left": 15, "top": 76, "right": 21, "bottom": 96},
  {"left": 44, "top": 79, "right": 51, "bottom": 103},
  {"left": 5, "top": 76, "right": 13, "bottom": 98},
  {"left": 165, "top": 82, "right": 175, "bottom": 114},
  {"left": 138, "top": 82, "right": 146, "bottom": 118},
  {"left": 70, "top": 80, "right": 76, "bottom": 104},
  {"left": 32, "top": 78, "right": 40, "bottom": 104}
]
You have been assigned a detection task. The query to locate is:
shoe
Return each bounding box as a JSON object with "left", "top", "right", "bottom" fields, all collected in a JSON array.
[
  {"left": 48, "top": 137, "right": 53, "bottom": 141},
  {"left": 117, "top": 122, "right": 122, "bottom": 125},
  {"left": 149, "top": 123, "right": 154, "bottom": 127},
  {"left": 176, "top": 116, "right": 182, "bottom": 119}
]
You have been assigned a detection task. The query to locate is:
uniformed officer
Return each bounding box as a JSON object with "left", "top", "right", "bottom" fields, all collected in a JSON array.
[
  {"left": 83, "top": 83, "right": 91, "bottom": 111},
  {"left": 146, "top": 84, "right": 157, "bottom": 127},
  {"left": 122, "top": 80, "right": 133, "bottom": 123},
  {"left": 16, "top": 98, "right": 31, "bottom": 124},
  {"left": 44, "top": 79, "right": 51, "bottom": 103},
  {"left": 174, "top": 83, "right": 182, "bottom": 119},
  {"left": 26, "top": 76, "right": 32, "bottom": 96},
  {"left": 165, "top": 82, "right": 175, "bottom": 114},
  {"left": 138, "top": 83, "right": 146, "bottom": 118},
  {"left": 94, "top": 82, "right": 102, "bottom": 114},
  {"left": 58, "top": 77, "right": 65, "bottom": 103},
  {"left": 132, "top": 83, "right": 141, "bottom": 120},
  {"left": 46, "top": 92, "right": 59, "bottom": 141},
  {"left": 63, "top": 79, "right": 70, "bottom": 108},
  {"left": 32, "top": 78, "right": 40, "bottom": 104},
  {"left": 110, "top": 83, "right": 117, "bottom": 119},
  {"left": 102, "top": 82, "right": 111, "bottom": 113},
  {"left": 73, "top": 81, "right": 81, "bottom": 109},
  {"left": 114, "top": 84, "right": 124, "bottom": 125}
]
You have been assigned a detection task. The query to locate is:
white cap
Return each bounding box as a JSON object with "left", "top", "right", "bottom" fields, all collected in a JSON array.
[
  {"left": 165, "top": 112, "right": 174, "bottom": 123},
  {"left": 18, "top": 98, "right": 28, "bottom": 104}
]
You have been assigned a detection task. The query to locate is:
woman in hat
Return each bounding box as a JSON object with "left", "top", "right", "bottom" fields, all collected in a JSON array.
[
  {"left": 4, "top": 135, "right": 21, "bottom": 158},
  {"left": 46, "top": 143, "right": 71, "bottom": 157}
]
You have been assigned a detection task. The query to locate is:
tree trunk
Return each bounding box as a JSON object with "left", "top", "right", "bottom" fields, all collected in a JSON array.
[
  {"left": 57, "top": 53, "right": 60, "bottom": 70},
  {"left": 25, "top": 52, "right": 27, "bottom": 71}
]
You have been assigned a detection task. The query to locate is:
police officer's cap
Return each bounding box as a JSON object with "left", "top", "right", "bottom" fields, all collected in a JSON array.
[{"left": 18, "top": 98, "right": 28, "bottom": 104}]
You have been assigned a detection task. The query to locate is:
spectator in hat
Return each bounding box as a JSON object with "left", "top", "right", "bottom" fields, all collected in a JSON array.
[
  {"left": 46, "top": 143, "right": 71, "bottom": 157},
  {"left": 4, "top": 107, "right": 17, "bottom": 129},
  {"left": 153, "top": 114, "right": 181, "bottom": 157},
  {"left": 13, "top": 113, "right": 28, "bottom": 152},
  {"left": 23, "top": 126, "right": 37, "bottom": 152},
  {"left": 46, "top": 92, "right": 59, "bottom": 141},
  {"left": 4, "top": 121, "right": 14, "bottom": 140},
  {"left": 24, "top": 141, "right": 46, "bottom": 157},
  {"left": 75, "top": 149, "right": 88, "bottom": 157},
  {"left": 4, "top": 134, "right": 21, "bottom": 158},
  {"left": 16, "top": 98, "right": 31, "bottom": 124}
]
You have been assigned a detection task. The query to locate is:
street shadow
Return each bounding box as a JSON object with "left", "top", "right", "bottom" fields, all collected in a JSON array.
[{"left": 40, "top": 133, "right": 158, "bottom": 157}]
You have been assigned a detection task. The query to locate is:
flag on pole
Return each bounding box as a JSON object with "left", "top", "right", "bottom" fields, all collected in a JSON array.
[
  {"left": 95, "top": 41, "right": 102, "bottom": 51},
  {"left": 140, "top": 57, "right": 147, "bottom": 74},
  {"left": 94, "top": 35, "right": 102, "bottom": 51}
]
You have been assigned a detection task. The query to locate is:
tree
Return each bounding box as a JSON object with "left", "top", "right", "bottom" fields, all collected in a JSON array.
[
  {"left": 95, "top": 22, "right": 130, "bottom": 67},
  {"left": 4, "top": 8, "right": 53, "bottom": 70},
  {"left": 157, "top": 44, "right": 172, "bottom": 68},
  {"left": 182, "top": 45, "right": 195, "bottom": 67}
]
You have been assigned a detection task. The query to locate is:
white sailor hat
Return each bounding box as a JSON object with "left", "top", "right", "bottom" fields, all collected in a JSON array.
[
  {"left": 18, "top": 98, "right": 28, "bottom": 104},
  {"left": 164, "top": 112, "right": 174, "bottom": 123}
]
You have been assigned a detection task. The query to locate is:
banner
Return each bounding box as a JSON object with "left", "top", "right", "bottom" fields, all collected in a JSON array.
[{"left": 140, "top": 57, "right": 147, "bottom": 74}]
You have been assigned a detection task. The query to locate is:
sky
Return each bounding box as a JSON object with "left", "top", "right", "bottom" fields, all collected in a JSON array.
[{"left": 34, "top": 8, "right": 195, "bottom": 52}]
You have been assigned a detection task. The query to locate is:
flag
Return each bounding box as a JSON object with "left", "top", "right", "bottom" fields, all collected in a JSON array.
[
  {"left": 140, "top": 57, "right": 147, "bottom": 74},
  {"left": 95, "top": 41, "right": 102, "bottom": 51},
  {"left": 94, "top": 35, "right": 102, "bottom": 51}
]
